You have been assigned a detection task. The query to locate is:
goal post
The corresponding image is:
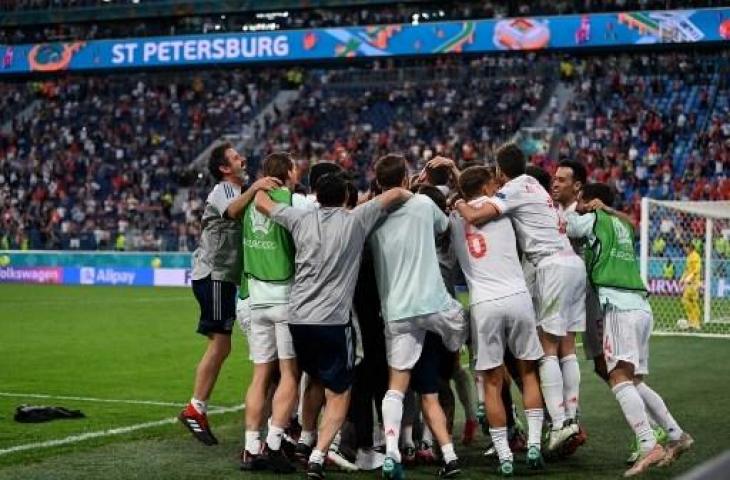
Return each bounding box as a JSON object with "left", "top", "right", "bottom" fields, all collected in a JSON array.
[{"left": 640, "top": 198, "right": 730, "bottom": 336}]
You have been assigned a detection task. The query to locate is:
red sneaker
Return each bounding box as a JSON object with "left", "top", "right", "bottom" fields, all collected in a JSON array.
[
  {"left": 177, "top": 403, "right": 218, "bottom": 446},
  {"left": 561, "top": 422, "right": 587, "bottom": 457},
  {"left": 462, "top": 418, "right": 478, "bottom": 446}
]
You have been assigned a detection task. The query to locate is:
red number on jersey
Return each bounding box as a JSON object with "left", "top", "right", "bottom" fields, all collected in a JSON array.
[{"left": 466, "top": 233, "right": 487, "bottom": 258}]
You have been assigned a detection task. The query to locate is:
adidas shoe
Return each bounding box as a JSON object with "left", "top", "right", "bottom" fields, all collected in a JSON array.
[
  {"left": 416, "top": 442, "right": 436, "bottom": 464},
  {"left": 295, "top": 442, "right": 313, "bottom": 465},
  {"left": 560, "top": 420, "right": 587, "bottom": 457},
  {"left": 266, "top": 447, "right": 297, "bottom": 474},
  {"left": 307, "top": 461, "right": 325, "bottom": 480},
  {"left": 382, "top": 456, "right": 404, "bottom": 480},
  {"left": 546, "top": 422, "right": 578, "bottom": 453},
  {"left": 177, "top": 403, "right": 217, "bottom": 446},
  {"left": 658, "top": 432, "right": 694, "bottom": 467},
  {"left": 623, "top": 444, "right": 666, "bottom": 477},
  {"left": 526, "top": 445, "right": 544, "bottom": 470},
  {"left": 626, "top": 427, "right": 668, "bottom": 465},
  {"left": 498, "top": 460, "right": 514, "bottom": 477},
  {"left": 437, "top": 459, "right": 461, "bottom": 478},
  {"left": 240, "top": 448, "right": 267, "bottom": 471},
  {"left": 327, "top": 445, "right": 359, "bottom": 471}
]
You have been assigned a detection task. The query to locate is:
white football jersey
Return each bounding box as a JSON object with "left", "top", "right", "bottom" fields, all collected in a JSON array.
[
  {"left": 451, "top": 196, "right": 528, "bottom": 305},
  {"left": 557, "top": 201, "right": 583, "bottom": 255},
  {"left": 487, "top": 174, "right": 571, "bottom": 263}
]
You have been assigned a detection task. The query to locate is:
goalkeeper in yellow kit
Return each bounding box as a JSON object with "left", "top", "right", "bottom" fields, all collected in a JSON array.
[{"left": 680, "top": 242, "right": 702, "bottom": 330}]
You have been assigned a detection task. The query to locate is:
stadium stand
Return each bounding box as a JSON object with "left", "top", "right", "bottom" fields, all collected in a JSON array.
[
  {"left": 548, "top": 51, "right": 730, "bottom": 225},
  {"left": 0, "top": 68, "right": 283, "bottom": 251},
  {"left": 1, "top": 50, "right": 729, "bottom": 251}
]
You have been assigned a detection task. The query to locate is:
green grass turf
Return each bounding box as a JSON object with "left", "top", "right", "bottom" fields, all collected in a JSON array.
[{"left": 1, "top": 284, "right": 729, "bottom": 479}]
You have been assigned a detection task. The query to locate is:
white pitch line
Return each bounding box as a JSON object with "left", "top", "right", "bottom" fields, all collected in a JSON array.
[
  {"left": 652, "top": 331, "right": 730, "bottom": 339},
  {"left": 0, "top": 392, "right": 187, "bottom": 408},
  {"left": 0, "top": 403, "right": 245, "bottom": 456}
]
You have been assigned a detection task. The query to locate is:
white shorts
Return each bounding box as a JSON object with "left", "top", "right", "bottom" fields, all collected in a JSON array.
[
  {"left": 384, "top": 299, "right": 467, "bottom": 371},
  {"left": 535, "top": 253, "right": 587, "bottom": 337},
  {"left": 522, "top": 258, "right": 539, "bottom": 313},
  {"left": 236, "top": 296, "right": 252, "bottom": 336},
  {"left": 582, "top": 283, "right": 604, "bottom": 360},
  {"left": 471, "top": 292, "right": 544, "bottom": 371},
  {"left": 603, "top": 307, "right": 652, "bottom": 376},
  {"left": 249, "top": 305, "right": 296, "bottom": 364}
]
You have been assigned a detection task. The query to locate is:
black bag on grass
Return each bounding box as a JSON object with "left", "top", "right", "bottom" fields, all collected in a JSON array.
[{"left": 14, "top": 405, "right": 85, "bottom": 423}]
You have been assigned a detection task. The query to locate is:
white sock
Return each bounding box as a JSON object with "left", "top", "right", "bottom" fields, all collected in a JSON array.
[
  {"left": 612, "top": 381, "right": 656, "bottom": 453},
  {"left": 489, "top": 427, "right": 513, "bottom": 463},
  {"left": 476, "top": 375, "right": 485, "bottom": 404},
  {"left": 382, "top": 390, "right": 404, "bottom": 462},
  {"left": 636, "top": 382, "right": 683, "bottom": 441},
  {"left": 245, "top": 430, "right": 261, "bottom": 453},
  {"left": 441, "top": 443, "right": 458, "bottom": 463},
  {"left": 422, "top": 424, "right": 433, "bottom": 447},
  {"left": 402, "top": 425, "right": 415, "bottom": 449},
  {"left": 330, "top": 430, "right": 342, "bottom": 450},
  {"left": 266, "top": 424, "right": 285, "bottom": 451},
  {"left": 299, "top": 430, "right": 316, "bottom": 447},
  {"left": 452, "top": 367, "right": 478, "bottom": 421},
  {"left": 309, "top": 448, "right": 325, "bottom": 465},
  {"left": 539, "top": 356, "right": 566, "bottom": 428},
  {"left": 525, "top": 409, "right": 544, "bottom": 449},
  {"left": 190, "top": 397, "right": 207, "bottom": 414},
  {"left": 560, "top": 354, "right": 581, "bottom": 421}
]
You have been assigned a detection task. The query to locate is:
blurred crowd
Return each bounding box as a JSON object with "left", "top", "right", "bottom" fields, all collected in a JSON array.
[
  {"left": 257, "top": 55, "right": 554, "bottom": 191},
  {"left": 1, "top": 50, "right": 728, "bottom": 252},
  {"left": 0, "top": 0, "right": 724, "bottom": 44},
  {"left": 0, "top": 69, "right": 283, "bottom": 251},
  {"left": 544, "top": 51, "right": 730, "bottom": 226}
]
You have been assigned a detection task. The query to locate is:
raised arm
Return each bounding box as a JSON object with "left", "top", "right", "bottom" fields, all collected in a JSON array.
[
  {"left": 427, "top": 156, "right": 461, "bottom": 182},
  {"left": 373, "top": 187, "right": 413, "bottom": 210},
  {"left": 453, "top": 199, "right": 500, "bottom": 226},
  {"left": 225, "top": 177, "right": 282, "bottom": 220},
  {"left": 583, "top": 199, "right": 636, "bottom": 234},
  {"left": 254, "top": 190, "right": 277, "bottom": 217}
]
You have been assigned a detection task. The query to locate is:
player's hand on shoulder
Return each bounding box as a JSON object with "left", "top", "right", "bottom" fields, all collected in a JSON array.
[
  {"left": 584, "top": 198, "right": 606, "bottom": 212},
  {"left": 252, "top": 176, "right": 282, "bottom": 192}
]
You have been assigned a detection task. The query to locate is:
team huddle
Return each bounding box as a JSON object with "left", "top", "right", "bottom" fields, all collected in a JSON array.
[{"left": 177, "top": 142, "right": 693, "bottom": 479}]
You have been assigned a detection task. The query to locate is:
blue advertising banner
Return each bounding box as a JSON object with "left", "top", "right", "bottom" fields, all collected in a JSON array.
[
  {"left": 0, "top": 8, "right": 728, "bottom": 74},
  {"left": 63, "top": 266, "right": 154, "bottom": 286}
]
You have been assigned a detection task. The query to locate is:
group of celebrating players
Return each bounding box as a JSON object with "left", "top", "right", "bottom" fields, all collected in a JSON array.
[{"left": 176, "top": 141, "right": 694, "bottom": 479}]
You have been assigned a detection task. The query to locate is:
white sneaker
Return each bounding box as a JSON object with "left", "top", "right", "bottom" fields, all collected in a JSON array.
[
  {"left": 624, "top": 444, "right": 666, "bottom": 477},
  {"left": 658, "top": 433, "right": 694, "bottom": 467},
  {"left": 547, "top": 422, "right": 579, "bottom": 452},
  {"left": 356, "top": 447, "right": 385, "bottom": 471},
  {"left": 328, "top": 446, "right": 359, "bottom": 471}
]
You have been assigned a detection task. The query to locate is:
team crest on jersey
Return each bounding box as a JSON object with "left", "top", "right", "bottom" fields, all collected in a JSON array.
[
  {"left": 611, "top": 216, "right": 632, "bottom": 246},
  {"left": 250, "top": 207, "right": 273, "bottom": 235}
]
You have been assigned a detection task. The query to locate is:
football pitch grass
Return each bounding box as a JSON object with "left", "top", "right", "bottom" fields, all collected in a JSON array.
[{"left": 1, "top": 284, "right": 729, "bottom": 479}]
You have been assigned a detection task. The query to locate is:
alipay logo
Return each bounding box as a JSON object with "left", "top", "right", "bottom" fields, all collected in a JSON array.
[{"left": 80, "top": 267, "right": 96, "bottom": 285}]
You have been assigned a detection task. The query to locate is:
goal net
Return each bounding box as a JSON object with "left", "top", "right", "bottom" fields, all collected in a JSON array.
[{"left": 640, "top": 199, "right": 730, "bottom": 336}]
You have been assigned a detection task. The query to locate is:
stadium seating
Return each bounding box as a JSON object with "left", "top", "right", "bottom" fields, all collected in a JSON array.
[
  {"left": 1, "top": 50, "right": 728, "bottom": 251},
  {"left": 550, "top": 51, "right": 730, "bottom": 224},
  {"left": 0, "top": 69, "right": 282, "bottom": 251}
]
